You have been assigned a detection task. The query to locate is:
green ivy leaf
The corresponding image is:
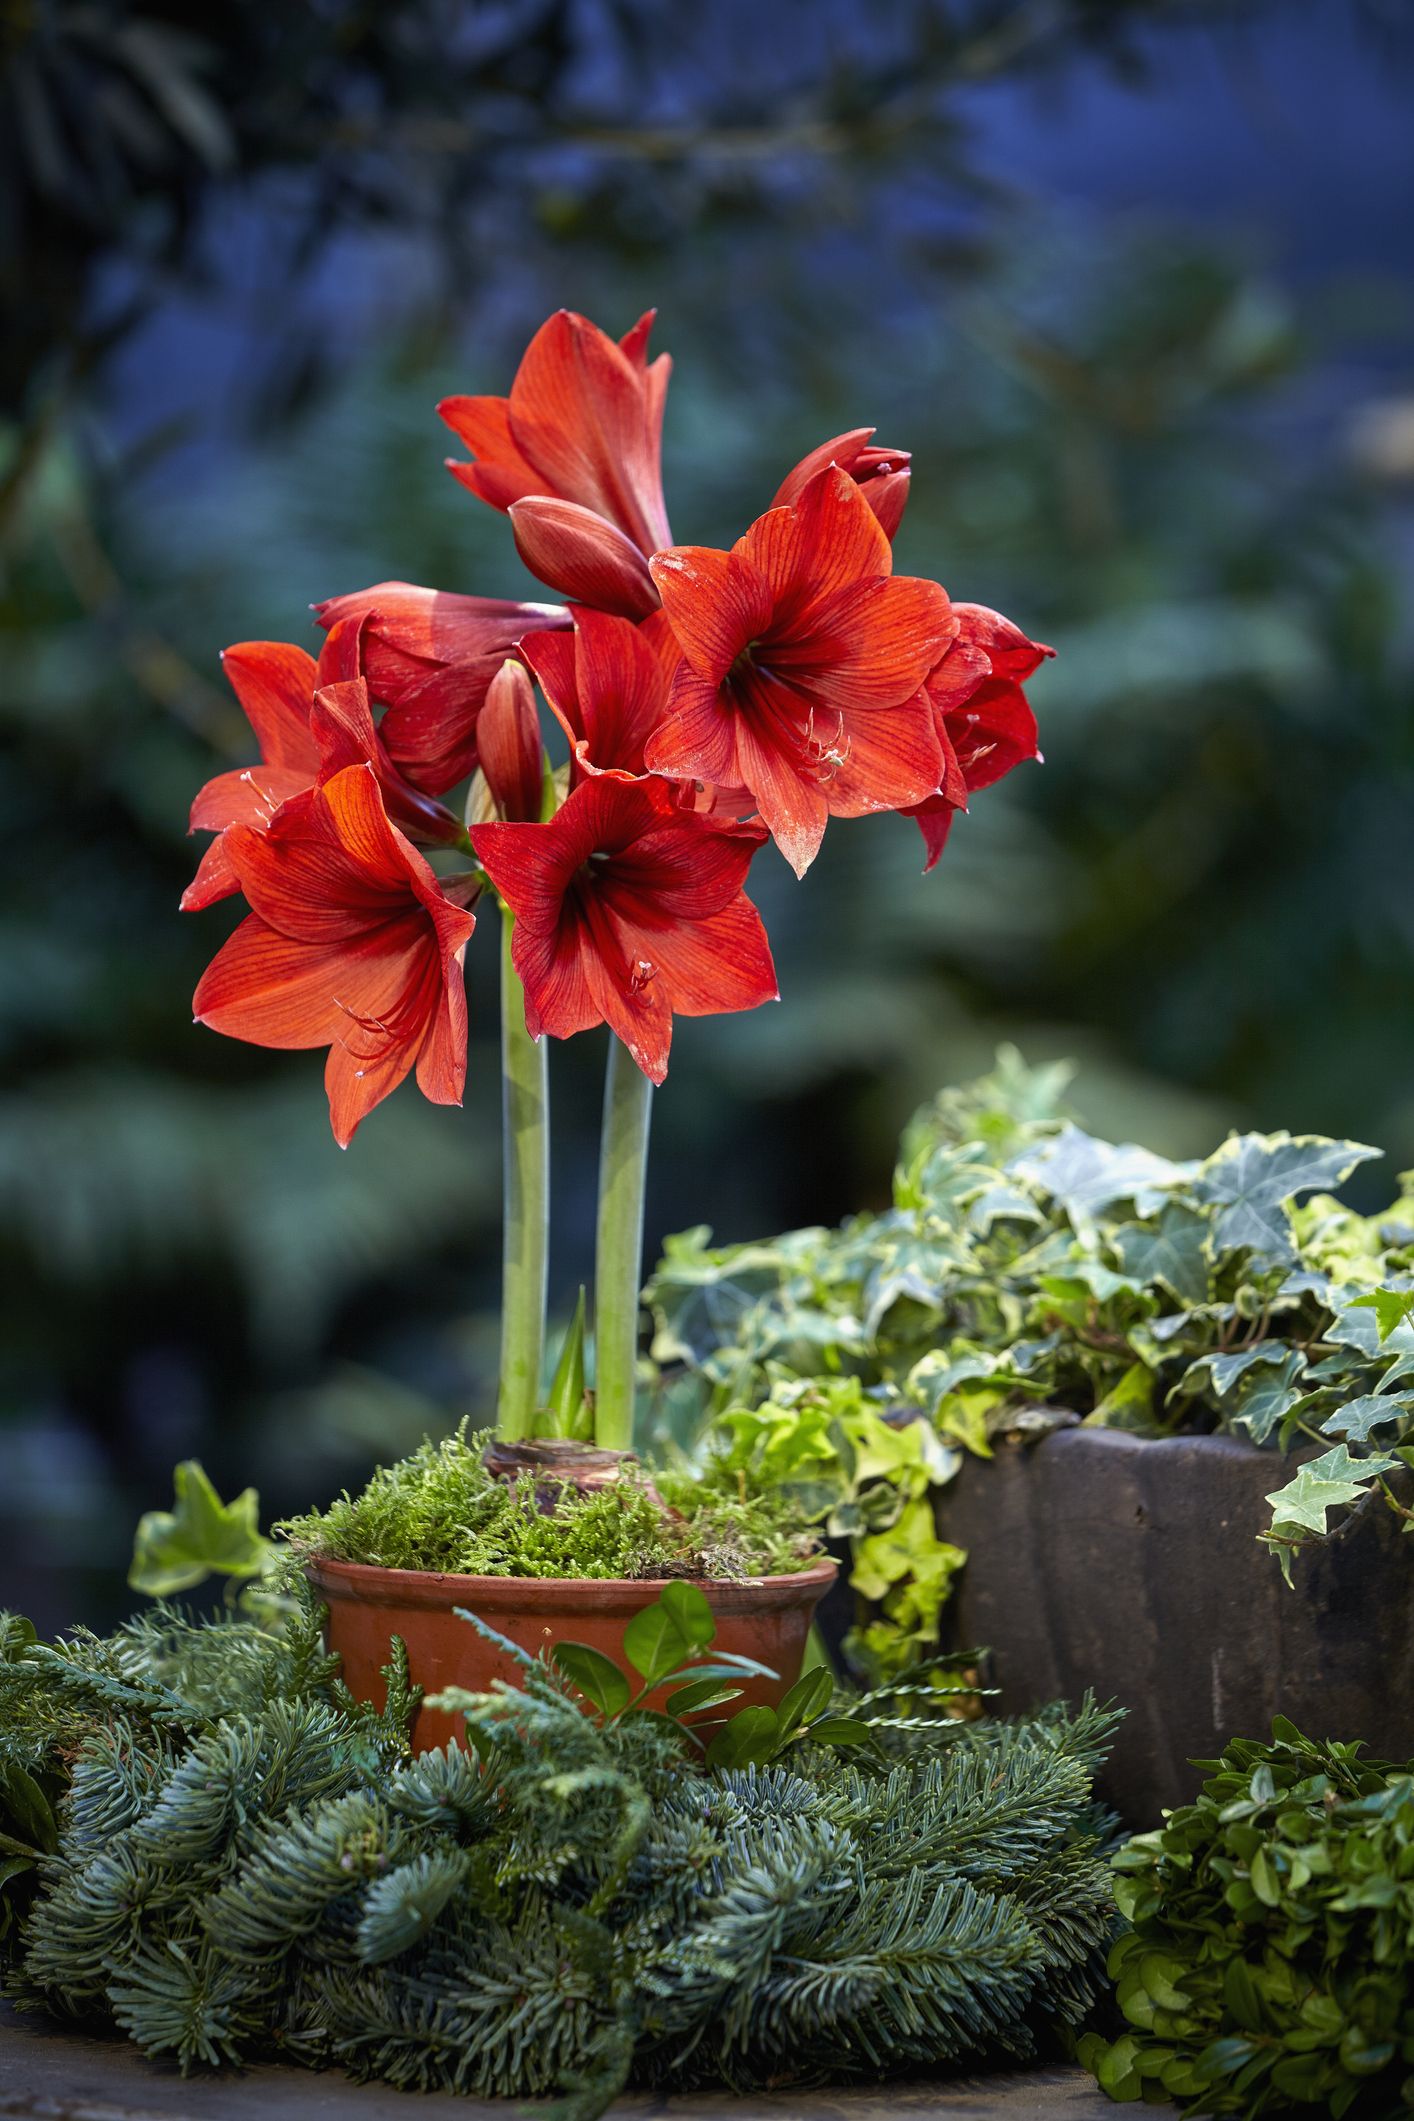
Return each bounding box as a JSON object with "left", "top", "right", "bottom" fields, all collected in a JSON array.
[
  {"left": 550, "top": 1642, "right": 631, "bottom": 1719},
  {"left": 1265, "top": 1445, "right": 1396, "bottom": 1535},
  {"left": 1320, "top": 1394, "right": 1413, "bottom": 1443},
  {"left": 1349, "top": 1288, "right": 1414, "bottom": 1342},
  {"left": 128, "top": 1460, "right": 271, "bottom": 1597},
  {"left": 1111, "top": 1203, "right": 1210, "bottom": 1307}
]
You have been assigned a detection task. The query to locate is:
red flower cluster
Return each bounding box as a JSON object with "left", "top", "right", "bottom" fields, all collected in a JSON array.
[{"left": 186, "top": 307, "right": 1049, "bottom": 1138}]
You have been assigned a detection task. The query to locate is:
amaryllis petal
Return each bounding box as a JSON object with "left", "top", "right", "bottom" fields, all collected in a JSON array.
[
  {"left": 188, "top": 762, "right": 313, "bottom": 840},
  {"left": 194, "top": 909, "right": 427, "bottom": 1050},
  {"left": 509, "top": 496, "right": 659, "bottom": 618},
  {"left": 527, "top": 607, "right": 681, "bottom": 783},
  {"left": 182, "top": 762, "right": 315, "bottom": 911},
  {"left": 324, "top": 1026, "right": 420, "bottom": 1150},
  {"left": 472, "top": 773, "right": 772, "bottom": 1080},
  {"left": 899, "top": 603, "right": 1050, "bottom": 873},
  {"left": 615, "top": 895, "right": 778, "bottom": 1019},
  {"left": 414, "top": 982, "right": 471, "bottom": 1108},
  {"left": 925, "top": 633, "right": 993, "bottom": 715},
  {"left": 905, "top": 793, "right": 961, "bottom": 873},
  {"left": 506, "top": 309, "right": 672, "bottom": 556},
  {"left": 945, "top": 675, "right": 1041, "bottom": 792},
  {"left": 437, "top": 395, "right": 544, "bottom": 511},
  {"left": 649, "top": 547, "right": 773, "bottom": 686},
  {"left": 313, "top": 582, "right": 566, "bottom": 671},
  {"left": 742, "top": 467, "right": 893, "bottom": 615},
  {"left": 818, "top": 688, "right": 945, "bottom": 820},
  {"left": 732, "top": 707, "right": 830, "bottom": 878},
  {"left": 768, "top": 571, "right": 954, "bottom": 707},
  {"left": 864, "top": 469, "right": 910, "bottom": 541},
  {"left": 641, "top": 668, "right": 740, "bottom": 789},
  {"left": 439, "top": 309, "right": 672, "bottom": 563},
  {"left": 184, "top": 641, "right": 329, "bottom": 911},
  {"left": 478, "top": 661, "right": 544, "bottom": 823},
  {"left": 578, "top": 892, "right": 675, "bottom": 1083},
  {"left": 953, "top": 603, "right": 1055, "bottom": 684},
  {"left": 314, "top": 615, "right": 365, "bottom": 689},
  {"left": 219, "top": 643, "right": 321, "bottom": 775},
  {"left": 309, "top": 678, "right": 464, "bottom": 845},
  {"left": 772, "top": 430, "right": 913, "bottom": 539}
]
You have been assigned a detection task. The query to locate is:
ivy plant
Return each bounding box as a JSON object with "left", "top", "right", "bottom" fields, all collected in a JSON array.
[{"left": 647, "top": 1048, "right": 1414, "bottom": 1662}]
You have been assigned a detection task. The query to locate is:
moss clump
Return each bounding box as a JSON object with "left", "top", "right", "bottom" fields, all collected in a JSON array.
[{"left": 276, "top": 1424, "right": 820, "bottom": 1580}]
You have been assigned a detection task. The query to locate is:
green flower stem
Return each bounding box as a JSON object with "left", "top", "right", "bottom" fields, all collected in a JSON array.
[
  {"left": 594, "top": 1036, "right": 653, "bottom": 1451},
  {"left": 496, "top": 905, "right": 549, "bottom": 1440}
]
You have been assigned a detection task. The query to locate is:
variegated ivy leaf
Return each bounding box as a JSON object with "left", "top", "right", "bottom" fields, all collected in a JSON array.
[
  {"left": 896, "top": 1141, "right": 1000, "bottom": 1227},
  {"left": 1177, "top": 1340, "right": 1303, "bottom": 1404},
  {"left": 1265, "top": 1444, "right": 1396, "bottom": 1536},
  {"left": 1226, "top": 1351, "right": 1309, "bottom": 1444},
  {"left": 1319, "top": 1394, "right": 1414, "bottom": 1443},
  {"left": 1192, "top": 1134, "right": 1381, "bottom": 1267},
  {"left": 968, "top": 1181, "right": 1046, "bottom": 1233},
  {"left": 1011, "top": 1125, "right": 1194, "bottom": 1232},
  {"left": 1110, "top": 1203, "right": 1210, "bottom": 1307},
  {"left": 1087, "top": 1360, "right": 1158, "bottom": 1430}
]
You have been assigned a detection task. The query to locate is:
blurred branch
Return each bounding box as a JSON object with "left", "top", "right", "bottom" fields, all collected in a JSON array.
[{"left": 47, "top": 505, "right": 245, "bottom": 756}]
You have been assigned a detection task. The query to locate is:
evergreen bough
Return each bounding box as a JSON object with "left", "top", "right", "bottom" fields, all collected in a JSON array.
[{"left": 1, "top": 1598, "right": 1119, "bottom": 2114}]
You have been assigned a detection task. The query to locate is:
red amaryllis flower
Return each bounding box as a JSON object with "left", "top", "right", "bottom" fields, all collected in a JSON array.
[
  {"left": 439, "top": 310, "right": 672, "bottom": 619},
  {"left": 312, "top": 583, "right": 568, "bottom": 795},
  {"left": 182, "top": 623, "right": 360, "bottom": 913},
  {"left": 521, "top": 607, "right": 683, "bottom": 783},
  {"left": 644, "top": 468, "right": 955, "bottom": 877},
  {"left": 773, "top": 427, "right": 911, "bottom": 540},
  {"left": 184, "top": 629, "right": 466, "bottom": 914},
  {"left": 193, "top": 765, "right": 477, "bottom": 1148},
  {"left": 471, "top": 776, "right": 776, "bottom": 1085},
  {"left": 905, "top": 604, "right": 1053, "bottom": 871}
]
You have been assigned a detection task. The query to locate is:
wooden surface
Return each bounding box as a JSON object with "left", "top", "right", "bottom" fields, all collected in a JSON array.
[{"left": 0, "top": 2004, "right": 1118, "bottom": 2121}]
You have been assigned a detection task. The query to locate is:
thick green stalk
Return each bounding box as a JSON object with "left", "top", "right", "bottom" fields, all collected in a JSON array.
[
  {"left": 496, "top": 907, "right": 549, "bottom": 1439},
  {"left": 594, "top": 1036, "right": 653, "bottom": 1450}
]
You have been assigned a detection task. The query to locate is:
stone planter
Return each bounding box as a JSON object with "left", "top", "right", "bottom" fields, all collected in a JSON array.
[
  {"left": 934, "top": 1425, "right": 1414, "bottom": 1824},
  {"left": 310, "top": 1554, "right": 838, "bottom": 1751}
]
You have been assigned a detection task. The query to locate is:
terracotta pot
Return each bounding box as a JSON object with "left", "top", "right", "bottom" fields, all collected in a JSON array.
[
  {"left": 309, "top": 1555, "right": 839, "bottom": 1751},
  {"left": 934, "top": 1425, "right": 1414, "bottom": 1825}
]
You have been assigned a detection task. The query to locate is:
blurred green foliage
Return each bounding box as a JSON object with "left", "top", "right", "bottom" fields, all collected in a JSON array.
[{"left": 1, "top": 0, "right": 1411, "bottom": 1627}]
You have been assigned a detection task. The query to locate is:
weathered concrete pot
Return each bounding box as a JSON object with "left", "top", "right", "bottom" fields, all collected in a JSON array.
[
  {"left": 310, "top": 1555, "right": 838, "bottom": 1751},
  {"left": 934, "top": 1425, "right": 1414, "bottom": 1826}
]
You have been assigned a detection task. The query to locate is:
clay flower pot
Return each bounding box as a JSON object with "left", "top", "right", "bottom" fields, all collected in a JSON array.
[{"left": 311, "top": 1555, "right": 838, "bottom": 1750}]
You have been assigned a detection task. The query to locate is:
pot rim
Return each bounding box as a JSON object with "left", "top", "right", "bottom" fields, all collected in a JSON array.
[{"left": 305, "top": 1551, "right": 838, "bottom": 1606}]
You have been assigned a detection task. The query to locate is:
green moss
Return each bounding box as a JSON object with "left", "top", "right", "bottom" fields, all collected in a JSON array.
[{"left": 275, "top": 1424, "right": 820, "bottom": 1580}]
